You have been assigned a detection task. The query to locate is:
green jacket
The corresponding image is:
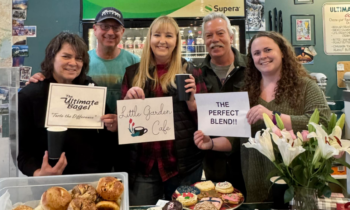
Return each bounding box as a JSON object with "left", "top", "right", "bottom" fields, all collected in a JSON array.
[{"left": 201, "top": 47, "right": 247, "bottom": 196}]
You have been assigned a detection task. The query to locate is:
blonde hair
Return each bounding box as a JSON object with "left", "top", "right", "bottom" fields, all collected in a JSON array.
[{"left": 132, "top": 16, "right": 185, "bottom": 93}]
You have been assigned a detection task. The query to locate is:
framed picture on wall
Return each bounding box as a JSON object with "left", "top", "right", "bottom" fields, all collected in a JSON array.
[
  {"left": 294, "top": 0, "right": 313, "bottom": 4},
  {"left": 291, "top": 15, "right": 315, "bottom": 46}
]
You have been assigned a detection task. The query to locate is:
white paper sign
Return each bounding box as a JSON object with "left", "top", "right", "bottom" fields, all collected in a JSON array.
[
  {"left": 337, "top": 63, "right": 345, "bottom": 71},
  {"left": 195, "top": 92, "right": 251, "bottom": 138},
  {"left": 323, "top": 3, "right": 350, "bottom": 55},
  {"left": 117, "top": 97, "right": 175, "bottom": 144},
  {"left": 45, "top": 83, "right": 106, "bottom": 129}
]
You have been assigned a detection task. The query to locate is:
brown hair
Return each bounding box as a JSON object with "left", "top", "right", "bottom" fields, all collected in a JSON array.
[
  {"left": 40, "top": 32, "right": 89, "bottom": 84},
  {"left": 242, "top": 31, "right": 314, "bottom": 108}
]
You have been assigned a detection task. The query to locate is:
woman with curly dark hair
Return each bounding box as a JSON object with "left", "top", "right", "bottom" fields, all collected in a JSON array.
[
  {"left": 194, "top": 31, "right": 330, "bottom": 202},
  {"left": 241, "top": 31, "right": 331, "bottom": 202}
]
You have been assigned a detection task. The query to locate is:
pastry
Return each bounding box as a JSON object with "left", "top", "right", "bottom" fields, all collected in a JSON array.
[
  {"left": 199, "top": 197, "right": 223, "bottom": 209},
  {"left": 68, "top": 198, "right": 96, "bottom": 210},
  {"left": 194, "top": 181, "right": 215, "bottom": 191},
  {"left": 71, "top": 184, "right": 97, "bottom": 202},
  {"left": 197, "top": 189, "right": 221, "bottom": 200},
  {"left": 215, "top": 181, "right": 234, "bottom": 193},
  {"left": 222, "top": 193, "right": 241, "bottom": 204},
  {"left": 176, "top": 192, "right": 198, "bottom": 206},
  {"left": 193, "top": 201, "right": 217, "bottom": 210},
  {"left": 175, "top": 186, "right": 200, "bottom": 195},
  {"left": 96, "top": 201, "right": 120, "bottom": 210},
  {"left": 41, "top": 186, "right": 71, "bottom": 210},
  {"left": 162, "top": 201, "right": 183, "bottom": 210},
  {"left": 96, "top": 177, "right": 124, "bottom": 201},
  {"left": 13, "top": 205, "right": 33, "bottom": 210}
]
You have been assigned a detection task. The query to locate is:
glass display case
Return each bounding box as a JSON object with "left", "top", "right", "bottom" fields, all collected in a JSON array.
[
  {"left": 84, "top": 19, "right": 245, "bottom": 66},
  {"left": 0, "top": 67, "right": 19, "bottom": 178}
]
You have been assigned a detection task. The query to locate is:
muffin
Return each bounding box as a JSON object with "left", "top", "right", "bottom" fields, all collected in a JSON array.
[
  {"left": 71, "top": 184, "right": 97, "bottom": 202},
  {"left": 41, "top": 187, "right": 71, "bottom": 210},
  {"left": 96, "top": 177, "right": 124, "bottom": 201}
]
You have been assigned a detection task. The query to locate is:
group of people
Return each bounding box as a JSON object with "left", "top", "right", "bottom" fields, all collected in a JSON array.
[{"left": 18, "top": 6, "right": 331, "bottom": 205}]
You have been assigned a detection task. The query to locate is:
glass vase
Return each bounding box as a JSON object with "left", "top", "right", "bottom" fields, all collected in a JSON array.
[{"left": 292, "top": 186, "right": 318, "bottom": 210}]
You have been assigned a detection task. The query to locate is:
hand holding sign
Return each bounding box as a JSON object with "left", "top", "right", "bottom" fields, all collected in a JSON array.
[
  {"left": 124, "top": 87, "right": 145, "bottom": 100},
  {"left": 101, "top": 114, "right": 118, "bottom": 132},
  {"left": 194, "top": 130, "right": 212, "bottom": 150},
  {"left": 247, "top": 104, "right": 273, "bottom": 125}
]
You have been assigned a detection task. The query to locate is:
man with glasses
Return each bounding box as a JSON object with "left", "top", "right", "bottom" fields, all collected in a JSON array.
[
  {"left": 28, "top": 7, "right": 139, "bottom": 113},
  {"left": 90, "top": 7, "right": 140, "bottom": 113}
]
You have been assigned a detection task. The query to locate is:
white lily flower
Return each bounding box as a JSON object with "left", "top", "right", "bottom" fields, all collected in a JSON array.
[
  {"left": 274, "top": 137, "right": 306, "bottom": 166},
  {"left": 243, "top": 128, "right": 275, "bottom": 162},
  {"left": 329, "top": 126, "right": 342, "bottom": 150},
  {"left": 281, "top": 129, "right": 293, "bottom": 142},
  {"left": 309, "top": 122, "right": 339, "bottom": 160}
]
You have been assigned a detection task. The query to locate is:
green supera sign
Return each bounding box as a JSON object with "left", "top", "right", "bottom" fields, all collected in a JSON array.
[{"left": 83, "top": 0, "right": 195, "bottom": 19}]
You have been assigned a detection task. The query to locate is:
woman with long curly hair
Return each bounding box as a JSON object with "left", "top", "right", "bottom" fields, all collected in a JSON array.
[
  {"left": 194, "top": 31, "right": 330, "bottom": 202},
  {"left": 241, "top": 31, "right": 330, "bottom": 202}
]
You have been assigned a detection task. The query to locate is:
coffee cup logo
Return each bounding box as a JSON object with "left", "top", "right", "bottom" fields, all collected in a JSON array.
[
  {"left": 128, "top": 118, "right": 148, "bottom": 137},
  {"left": 134, "top": 126, "right": 148, "bottom": 136}
]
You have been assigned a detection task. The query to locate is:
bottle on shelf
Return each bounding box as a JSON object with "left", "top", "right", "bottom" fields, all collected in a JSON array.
[
  {"left": 125, "top": 37, "right": 134, "bottom": 54},
  {"left": 187, "top": 30, "right": 195, "bottom": 57},
  {"left": 141, "top": 37, "right": 147, "bottom": 49},
  {"left": 196, "top": 31, "right": 205, "bottom": 57},
  {"left": 180, "top": 30, "right": 186, "bottom": 54},
  {"left": 117, "top": 39, "right": 124, "bottom": 49},
  {"left": 134, "top": 37, "right": 142, "bottom": 57}
]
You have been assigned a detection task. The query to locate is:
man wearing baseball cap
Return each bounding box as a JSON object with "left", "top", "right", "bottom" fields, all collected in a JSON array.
[
  {"left": 28, "top": 7, "right": 139, "bottom": 113},
  {"left": 90, "top": 7, "right": 140, "bottom": 113}
]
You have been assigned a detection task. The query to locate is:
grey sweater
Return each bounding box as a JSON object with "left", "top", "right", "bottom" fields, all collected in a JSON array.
[{"left": 240, "top": 77, "right": 331, "bottom": 202}]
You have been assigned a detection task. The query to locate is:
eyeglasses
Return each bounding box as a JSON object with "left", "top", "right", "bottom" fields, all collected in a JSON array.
[{"left": 96, "top": 23, "right": 123, "bottom": 32}]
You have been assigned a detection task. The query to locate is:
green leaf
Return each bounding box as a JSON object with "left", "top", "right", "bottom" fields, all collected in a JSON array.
[
  {"left": 284, "top": 186, "right": 294, "bottom": 203},
  {"left": 321, "top": 125, "right": 328, "bottom": 133},
  {"left": 275, "top": 113, "right": 285, "bottom": 130},
  {"left": 308, "top": 109, "right": 319, "bottom": 133},
  {"left": 334, "top": 158, "right": 350, "bottom": 169},
  {"left": 266, "top": 167, "right": 281, "bottom": 181},
  {"left": 325, "top": 174, "right": 346, "bottom": 191},
  {"left": 328, "top": 113, "right": 337, "bottom": 134},
  {"left": 336, "top": 114, "right": 345, "bottom": 130},
  {"left": 319, "top": 185, "right": 332, "bottom": 198},
  {"left": 294, "top": 165, "right": 307, "bottom": 185},
  {"left": 314, "top": 162, "right": 321, "bottom": 169}
]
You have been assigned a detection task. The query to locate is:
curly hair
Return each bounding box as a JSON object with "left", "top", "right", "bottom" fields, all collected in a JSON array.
[
  {"left": 41, "top": 32, "right": 89, "bottom": 84},
  {"left": 242, "top": 31, "right": 314, "bottom": 108}
]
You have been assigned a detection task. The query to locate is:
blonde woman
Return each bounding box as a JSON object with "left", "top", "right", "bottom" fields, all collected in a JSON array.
[{"left": 121, "top": 16, "right": 207, "bottom": 205}]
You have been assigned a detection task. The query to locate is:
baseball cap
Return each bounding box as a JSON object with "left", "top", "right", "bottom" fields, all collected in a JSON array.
[{"left": 95, "top": 7, "right": 124, "bottom": 26}]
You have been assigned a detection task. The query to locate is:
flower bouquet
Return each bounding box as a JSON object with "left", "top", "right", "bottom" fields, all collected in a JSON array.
[{"left": 243, "top": 109, "right": 350, "bottom": 209}]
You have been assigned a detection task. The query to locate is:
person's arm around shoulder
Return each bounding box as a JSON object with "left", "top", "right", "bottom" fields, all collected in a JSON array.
[{"left": 25, "top": 72, "right": 45, "bottom": 85}]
